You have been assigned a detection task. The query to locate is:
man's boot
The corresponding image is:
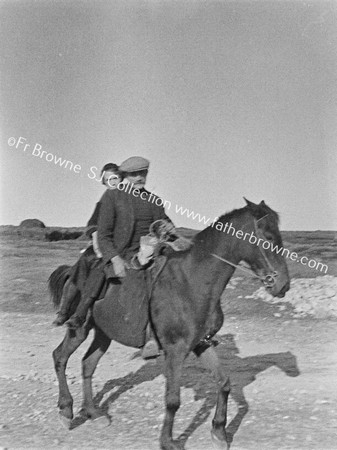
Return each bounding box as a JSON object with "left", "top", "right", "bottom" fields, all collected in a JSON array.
[
  {"left": 65, "top": 295, "right": 94, "bottom": 330},
  {"left": 52, "top": 312, "right": 69, "bottom": 327},
  {"left": 65, "top": 312, "right": 87, "bottom": 330}
]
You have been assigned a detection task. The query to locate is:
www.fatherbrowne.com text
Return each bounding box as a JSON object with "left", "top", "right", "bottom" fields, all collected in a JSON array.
[
  {"left": 173, "top": 204, "right": 328, "bottom": 274},
  {"left": 116, "top": 183, "right": 328, "bottom": 274},
  {"left": 9, "top": 136, "right": 328, "bottom": 275}
]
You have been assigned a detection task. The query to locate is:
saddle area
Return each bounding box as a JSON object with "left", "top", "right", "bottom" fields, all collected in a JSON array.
[
  {"left": 92, "top": 236, "right": 192, "bottom": 348},
  {"left": 93, "top": 267, "right": 149, "bottom": 348}
]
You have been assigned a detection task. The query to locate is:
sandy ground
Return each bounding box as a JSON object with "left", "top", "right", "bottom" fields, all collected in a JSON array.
[
  {"left": 0, "top": 235, "right": 336, "bottom": 449},
  {"left": 0, "top": 310, "right": 336, "bottom": 450}
]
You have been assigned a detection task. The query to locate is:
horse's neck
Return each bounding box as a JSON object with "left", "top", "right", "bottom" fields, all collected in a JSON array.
[
  {"left": 187, "top": 244, "right": 237, "bottom": 300},
  {"left": 189, "top": 216, "right": 245, "bottom": 290},
  {"left": 211, "top": 263, "right": 236, "bottom": 300},
  {"left": 245, "top": 354, "right": 280, "bottom": 376}
]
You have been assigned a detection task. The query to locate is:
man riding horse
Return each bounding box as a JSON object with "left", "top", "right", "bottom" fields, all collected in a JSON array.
[
  {"left": 66, "top": 156, "right": 175, "bottom": 357},
  {"left": 52, "top": 162, "right": 123, "bottom": 327}
]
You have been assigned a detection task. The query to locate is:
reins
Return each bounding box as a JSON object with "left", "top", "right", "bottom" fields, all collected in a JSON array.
[
  {"left": 211, "top": 253, "right": 258, "bottom": 277},
  {"left": 211, "top": 218, "right": 278, "bottom": 288},
  {"left": 210, "top": 253, "right": 277, "bottom": 287}
]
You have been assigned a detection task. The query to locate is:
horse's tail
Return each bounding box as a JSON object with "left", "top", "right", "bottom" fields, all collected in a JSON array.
[{"left": 48, "top": 265, "right": 71, "bottom": 309}]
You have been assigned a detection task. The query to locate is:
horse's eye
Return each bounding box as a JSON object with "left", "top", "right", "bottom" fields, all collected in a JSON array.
[{"left": 264, "top": 232, "right": 274, "bottom": 241}]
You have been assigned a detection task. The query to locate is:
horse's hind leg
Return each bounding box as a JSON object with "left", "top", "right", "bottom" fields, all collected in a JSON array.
[
  {"left": 52, "top": 323, "right": 91, "bottom": 427},
  {"left": 80, "top": 326, "right": 111, "bottom": 421},
  {"left": 196, "top": 346, "right": 230, "bottom": 449},
  {"left": 160, "top": 340, "right": 188, "bottom": 450}
]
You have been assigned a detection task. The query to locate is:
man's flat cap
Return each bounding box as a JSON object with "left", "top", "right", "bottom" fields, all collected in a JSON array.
[{"left": 120, "top": 156, "right": 150, "bottom": 172}]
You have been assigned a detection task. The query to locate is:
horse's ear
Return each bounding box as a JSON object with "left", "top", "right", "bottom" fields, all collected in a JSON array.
[
  {"left": 259, "top": 200, "right": 266, "bottom": 206},
  {"left": 243, "top": 197, "right": 256, "bottom": 208},
  {"left": 244, "top": 197, "right": 262, "bottom": 218}
]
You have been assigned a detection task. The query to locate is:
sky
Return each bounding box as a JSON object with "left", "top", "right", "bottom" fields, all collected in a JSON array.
[{"left": 1, "top": 0, "right": 336, "bottom": 230}]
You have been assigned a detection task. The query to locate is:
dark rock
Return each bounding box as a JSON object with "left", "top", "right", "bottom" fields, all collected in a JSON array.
[{"left": 19, "top": 219, "right": 46, "bottom": 228}]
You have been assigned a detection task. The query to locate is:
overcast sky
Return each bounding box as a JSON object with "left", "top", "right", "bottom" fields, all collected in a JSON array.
[{"left": 1, "top": 0, "right": 336, "bottom": 230}]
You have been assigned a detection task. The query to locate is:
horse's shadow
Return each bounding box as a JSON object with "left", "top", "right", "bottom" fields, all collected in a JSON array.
[{"left": 72, "top": 334, "right": 300, "bottom": 447}]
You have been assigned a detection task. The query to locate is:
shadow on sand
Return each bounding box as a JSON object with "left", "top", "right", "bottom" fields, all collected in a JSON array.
[{"left": 71, "top": 334, "right": 300, "bottom": 447}]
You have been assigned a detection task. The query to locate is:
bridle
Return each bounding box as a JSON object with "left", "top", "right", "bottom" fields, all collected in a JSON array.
[{"left": 211, "top": 217, "right": 278, "bottom": 288}]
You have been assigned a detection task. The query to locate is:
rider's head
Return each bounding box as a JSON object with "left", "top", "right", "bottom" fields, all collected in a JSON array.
[
  {"left": 120, "top": 156, "right": 149, "bottom": 190},
  {"left": 100, "top": 163, "right": 123, "bottom": 189}
]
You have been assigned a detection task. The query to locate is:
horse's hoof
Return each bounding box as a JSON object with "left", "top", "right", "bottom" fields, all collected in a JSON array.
[
  {"left": 58, "top": 412, "right": 72, "bottom": 430},
  {"left": 160, "top": 441, "right": 183, "bottom": 450},
  {"left": 91, "top": 415, "right": 111, "bottom": 428},
  {"left": 211, "top": 430, "right": 229, "bottom": 450}
]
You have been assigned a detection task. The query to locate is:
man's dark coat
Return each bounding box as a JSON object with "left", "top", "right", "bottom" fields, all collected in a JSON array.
[
  {"left": 97, "top": 187, "right": 171, "bottom": 265},
  {"left": 94, "top": 186, "right": 171, "bottom": 347}
]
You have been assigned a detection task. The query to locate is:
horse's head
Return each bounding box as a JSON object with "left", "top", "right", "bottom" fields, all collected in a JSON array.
[
  {"left": 240, "top": 198, "right": 290, "bottom": 298},
  {"left": 275, "top": 351, "right": 300, "bottom": 377}
]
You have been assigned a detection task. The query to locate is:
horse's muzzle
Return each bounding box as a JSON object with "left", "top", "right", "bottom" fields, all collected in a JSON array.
[{"left": 275, "top": 280, "right": 290, "bottom": 298}]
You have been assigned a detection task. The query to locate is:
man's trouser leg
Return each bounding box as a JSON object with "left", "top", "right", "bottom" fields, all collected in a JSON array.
[
  {"left": 52, "top": 277, "right": 78, "bottom": 326},
  {"left": 53, "top": 250, "right": 96, "bottom": 326},
  {"left": 66, "top": 263, "right": 106, "bottom": 330}
]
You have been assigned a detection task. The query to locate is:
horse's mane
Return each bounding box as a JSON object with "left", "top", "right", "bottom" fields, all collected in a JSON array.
[
  {"left": 167, "top": 202, "right": 280, "bottom": 261},
  {"left": 216, "top": 202, "right": 279, "bottom": 227},
  {"left": 191, "top": 202, "right": 280, "bottom": 257}
]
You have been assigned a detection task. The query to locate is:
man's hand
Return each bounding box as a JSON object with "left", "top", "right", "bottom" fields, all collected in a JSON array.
[
  {"left": 137, "top": 235, "right": 156, "bottom": 266},
  {"left": 111, "top": 255, "right": 126, "bottom": 278},
  {"left": 150, "top": 219, "right": 176, "bottom": 240},
  {"left": 138, "top": 246, "right": 154, "bottom": 266}
]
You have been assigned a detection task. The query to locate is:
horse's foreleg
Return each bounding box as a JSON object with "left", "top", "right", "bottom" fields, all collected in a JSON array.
[
  {"left": 80, "top": 326, "right": 111, "bottom": 421},
  {"left": 196, "top": 346, "right": 230, "bottom": 449},
  {"left": 160, "top": 341, "right": 188, "bottom": 450},
  {"left": 52, "top": 323, "right": 90, "bottom": 427}
]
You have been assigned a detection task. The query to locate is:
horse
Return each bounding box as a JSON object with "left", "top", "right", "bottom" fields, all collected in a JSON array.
[{"left": 50, "top": 199, "right": 290, "bottom": 450}]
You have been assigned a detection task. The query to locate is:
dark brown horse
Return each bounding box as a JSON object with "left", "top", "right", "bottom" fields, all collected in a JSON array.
[{"left": 50, "top": 199, "right": 290, "bottom": 450}]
